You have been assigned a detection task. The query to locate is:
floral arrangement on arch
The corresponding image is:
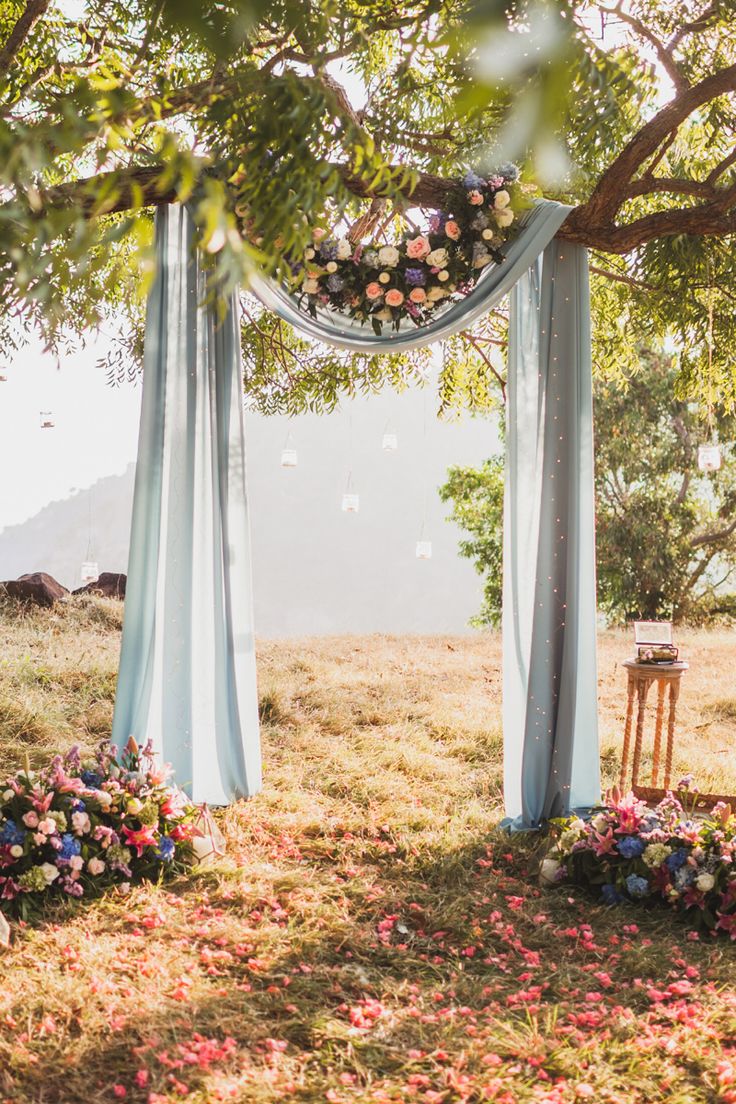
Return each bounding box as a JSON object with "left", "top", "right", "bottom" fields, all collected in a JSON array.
[
  {"left": 543, "top": 782, "right": 736, "bottom": 935},
  {"left": 0, "top": 738, "right": 199, "bottom": 921},
  {"left": 297, "top": 165, "right": 527, "bottom": 332}
]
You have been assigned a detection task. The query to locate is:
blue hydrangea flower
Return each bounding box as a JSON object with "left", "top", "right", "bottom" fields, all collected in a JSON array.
[
  {"left": 601, "top": 883, "right": 623, "bottom": 905},
  {"left": 499, "top": 162, "right": 520, "bottom": 181},
  {"left": 405, "top": 267, "right": 427, "bottom": 287},
  {"left": 71, "top": 798, "right": 86, "bottom": 812},
  {"left": 319, "top": 241, "right": 338, "bottom": 261},
  {"left": 625, "top": 873, "right": 650, "bottom": 899},
  {"left": 463, "top": 170, "right": 485, "bottom": 190},
  {"left": 156, "top": 836, "right": 176, "bottom": 862},
  {"left": 618, "top": 836, "right": 645, "bottom": 859},
  {"left": 59, "top": 833, "right": 81, "bottom": 861},
  {"left": 0, "top": 819, "right": 26, "bottom": 846},
  {"left": 666, "top": 847, "right": 689, "bottom": 872},
  {"left": 81, "top": 770, "right": 102, "bottom": 787},
  {"left": 327, "top": 274, "right": 344, "bottom": 293}
]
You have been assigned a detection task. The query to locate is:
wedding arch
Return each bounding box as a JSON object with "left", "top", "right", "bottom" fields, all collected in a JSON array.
[{"left": 110, "top": 194, "right": 599, "bottom": 832}]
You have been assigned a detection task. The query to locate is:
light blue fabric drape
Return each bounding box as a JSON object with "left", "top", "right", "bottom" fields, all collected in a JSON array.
[
  {"left": 249, "top": 199, "right": 600, "bottom": 829},
  {"left": 111, "top": 204, "right": 261, "bottom": 805}
]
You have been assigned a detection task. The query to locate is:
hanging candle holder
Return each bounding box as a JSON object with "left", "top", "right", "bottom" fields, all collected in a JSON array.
[
  {"left": 341, "top": 471, "right": 360, "bottom": 513},
  {"left": 80, "top": 561, "right": 99, "bottom": 585},
  {"left": 39, "top": 411, "right": 55, "bottom": 428},
  {"left": 280, "top": 432, "right": 298, "bottom": 468},
  {"left": 698, "top": 443, "right": 721, "bottom": 472},
  {"left": 381, "top": 420, "right": 398, "bottom": 452},
  {"left": 416, "top": 539, "right": 433, "bottom": 560}
]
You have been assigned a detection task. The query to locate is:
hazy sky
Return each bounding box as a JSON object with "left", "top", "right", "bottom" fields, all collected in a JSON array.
[{"left": 0, "top": 338, "right": 142, "bottom": 531}]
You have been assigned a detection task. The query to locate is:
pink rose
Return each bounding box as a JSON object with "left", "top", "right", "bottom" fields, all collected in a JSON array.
[
  {"left": 312, "top": 227, "right": 327, "bottom": 241},
  {"left": 409, "top": 287, "right": 427, "bottom": 303},
  {"left": 406, "top": 235, "right": 430, "bottom": 259},
  {"left": 23, "top": 811, "right": 39, "bottom": 828},
  {"left": 444, "top": 220, "right": 460, "bottom": 240},
  {"left": 38, "top": 818, "right": 56, "bottom": 835},
  {"left": 385, "top": 289, "right": 405, "bottom": 307},
  {"left": 365, "top": 282, "right": 383, "bottom": 300},
  {"left": 467, "top": 190, "right": 484, "bottom": 205}
]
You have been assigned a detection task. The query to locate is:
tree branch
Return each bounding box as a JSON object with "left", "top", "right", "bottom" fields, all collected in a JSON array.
[
  {"left": 0, "top": 0, "right": 51, "bottom": 72},
  {"left": 600, "top": 2, "right": 688, "bottom": 94}
]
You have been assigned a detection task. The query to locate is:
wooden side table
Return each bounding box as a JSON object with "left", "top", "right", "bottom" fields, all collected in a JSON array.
[{"left": 620, "top": 660, "right": 689, "bottom": 799}]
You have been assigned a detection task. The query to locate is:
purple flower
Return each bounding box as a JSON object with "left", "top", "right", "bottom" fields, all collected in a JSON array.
[
  {"left": 666, "top": 847, "right": 689, "bottom": 872},
  {"left": 625, "top": 873, "right": 650, "bottom": 898},
  {"left": 463, "top": 171, "right": 485, "bottom": 190},
  {"left": 405, "top": 267, "right": 427, "bottom": 287},
  {"left": 499, "top": 162, "right": 520, "bottom": 182},
  {"left": 319, "top": 241, "right": 338, "bottom": 261},
  {"left": 601, "top": 883, "right": 623, "bottom": 905},
  {"left": 327, "top": 274, "right": 344, "bottom": 292}
]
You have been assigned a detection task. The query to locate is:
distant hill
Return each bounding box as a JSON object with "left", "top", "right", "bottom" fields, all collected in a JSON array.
[{"left": 0, "top": 388, "right": 497, "bottom": 635}]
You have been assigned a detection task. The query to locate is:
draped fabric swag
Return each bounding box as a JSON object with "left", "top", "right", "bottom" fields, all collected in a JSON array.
[{"left": 111, "top": 199, "right": 600, "bottom": 827}]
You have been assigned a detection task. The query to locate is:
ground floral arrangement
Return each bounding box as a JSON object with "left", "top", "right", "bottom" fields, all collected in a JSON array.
[
  {"left": 0, "top": 738, "right": 199, "bottom": 920},
  {"left": 545, "top": 783, "right": 736, "bottom": 935},
  {"left": 297, "top": 165, "right": 528, "bottom": 331}
]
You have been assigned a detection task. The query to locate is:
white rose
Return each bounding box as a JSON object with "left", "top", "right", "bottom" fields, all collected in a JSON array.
[
  {"left": 539, "top": 857, "right": 562, "bottom": 888},
  {"left": 71, "top": 811, "right": 91, "bottom": 835},
  {"left": 126, "top": 798, "right": 143, "bottom": 816},
  {"left": 10, "top": 844, "right": 23, "bottom": 858},
  {"left": 303, "top": 278, "right": 319, "bottom": 294},
  {"left": 495, "top": 208, "right": 515, "bottom": 228},
  {"left": 95, "top": 791, "right": 113, "bottom": 807},
  {"left": 378, "top": 272, "right": 391, "bottom": 284},
  {"left": 304, "top": 247, "right": 315, "bottom": 260},
  {"left": 427, "top": 286, "right": 448, "bottom": 301},
  {"left": 426, "top": 248, "right": 449, "bottom": 268},
  {"left": 378, "top": 245, "right": 400, "bottom": 268},
  {"left": 87, "top": 857, "right": 106, "bottom": 876},
  {"left": 2, "top": 790, "right": 14, "bottom": 802},
  {"left": 591, "top": 813, "right": 609, "bottom": 833},
  {"left": 69, "top": 854, "right": 84, "bottom": 871},
  {"left": 437, "top": 270, "right": 450, "bottom": 282},
  {"left": 326, "top": 261, "right": 338, "bottom": 273},
  {"left": 335, "top": 238, "right": 352, "bottom": 260},
  {"left": 493, "top": 189, "right": 511, "bottom": 209},
  {"left": 41, "top": 862, "right": 60, "bottom": 884},
  {"left": 696, "top": 872, "right": 715, "bottom": 892}
]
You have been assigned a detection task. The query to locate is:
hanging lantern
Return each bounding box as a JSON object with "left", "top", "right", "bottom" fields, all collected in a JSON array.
[
  {"left": 698, "top": 444, "right": 721, "bottom": 472},
  {"left": 416, "top": 539, "right": 433, "bottom": 560},
  {"left": 0, "top": 371, "right": 7, "bottom": 383},
  {"left": 381, "top": 421, "right": 398, "bottom": 452},
  {"left": 280, "top": 432, "right": 298, "bottom": 468},
  {"left": 341, "top": 470, "right": 359, "bottom": 513},
  {"left": 39, "top": 411, "right": 55, "bottom": 429},
  {"left": 80, "top": 561, "right": 99, "bottom": 585},
  {"left": 191, "top": 804, "right": 227, "bottom": 865}
]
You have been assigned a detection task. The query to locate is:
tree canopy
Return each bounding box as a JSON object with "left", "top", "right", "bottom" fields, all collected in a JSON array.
[{"left": 1, "top": 1, "right": 735, "bottom": 412}]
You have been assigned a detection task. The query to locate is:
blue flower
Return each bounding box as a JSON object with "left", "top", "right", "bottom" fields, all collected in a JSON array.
[
  {"left": 81, "top": 770, "right": 102, "bottom": 788},
  {"left": 463, "top": 170, "right": 485, "bottom": 190},
  {"left": 327, "top": 274, "right": 344, "bottom": 293},
  {"left": 58, "top": 833, "right": 81, "bottom": 861},
  {"left": 319, "top": 241, "right": 338, "bottom": 261},
  {"left": 618, "top": 836, "right": 645, "bottom": 859},
  {"left": 71, "top": 798, "right": 86, "bottom": 812},
  {"left": 156, "top": 836, "right": 176, "bottom": 862},
  {"left": 666, "top": 847, "right": 689, "bottom": 872},
  {"left": 0, "top": 819, "right": 26, "bottom": 847},
  {"left": 601, "top": 884, "right": 623, "bottom": 905},
  {"left": 625, "top": 873, "right": 650, "bottom": 899},
  {"left": 405, "top": 267, "right": 427, "bottom": 287},
  {"left": 499, "top": 161, "right": 520, "bottom": 182}
]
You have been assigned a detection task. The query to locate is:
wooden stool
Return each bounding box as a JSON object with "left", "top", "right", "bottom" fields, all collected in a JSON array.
[{"left": 620, "top": 660, "right": 689, "bottom": 800}]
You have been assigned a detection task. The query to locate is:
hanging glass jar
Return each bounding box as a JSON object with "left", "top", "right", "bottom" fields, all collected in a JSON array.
[
  {"left": 280, "top": 432, "right": 298, "bottom": 468},
  {"left": 381, "top": 420, "right": 398, "bottom": 452},
  {"left": 416, "top": 539, "right": 433, "bottom": 560},
  {"left": 80, "top": 561, "right": 99, "bottom": 585},
  {"left": 698, "top": 443, "right": 721, "bottom": 472},
  {"left": 341, "top": 471, "right": 360, "bottom": 513},
  {"left": 0, "top": 371, "right": 7, "bottom": 383},
  {"left": 39, "top": 411, "right": 55, "bottom": 428}
]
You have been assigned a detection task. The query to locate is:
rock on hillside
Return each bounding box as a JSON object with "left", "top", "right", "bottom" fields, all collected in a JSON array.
[{"left": 1, "top": 572, "right": 68, "bottom": 607}]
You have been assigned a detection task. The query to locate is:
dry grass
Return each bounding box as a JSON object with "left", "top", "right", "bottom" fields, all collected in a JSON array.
[{"left": 1, "top": 602, "right": 736, "bottom": 1103}]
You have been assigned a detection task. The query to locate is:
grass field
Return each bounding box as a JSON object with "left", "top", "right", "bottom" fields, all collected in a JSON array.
[{"left": 1, "top": 598, "right": 735, "bottom": 1103}]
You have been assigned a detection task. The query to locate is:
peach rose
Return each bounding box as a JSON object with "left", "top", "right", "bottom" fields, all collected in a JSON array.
[
  {"left": 444, "top": 220, "right": 460, "bottom": 240},
  {"left": 406, "top": 235, "right": 431, "bottom": 259},
  {"left": 468, "top": 190, "right": 484, "bottom": 205},
  {"left": 409, "top": 287, "right": 427, "bottom": 303},
  {"left": 365, "top": 282, "right": 383, "bottom": 300},
  {"left": 385, "top": 289, "right": 405, "bottom": 307},
  {"left": 312, "top": 227, "right": 327, "bottom": 240}
]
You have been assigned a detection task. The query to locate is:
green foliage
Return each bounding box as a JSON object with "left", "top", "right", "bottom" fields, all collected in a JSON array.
[
  {"left": 441, "top": 351, "right": 736, "bottom": 627},
  {"left": 1, "top": 1, "right": 736, "bottom": 414},
  {"left": 439, "top": 457, "right": 504, "bottom": 626}
]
